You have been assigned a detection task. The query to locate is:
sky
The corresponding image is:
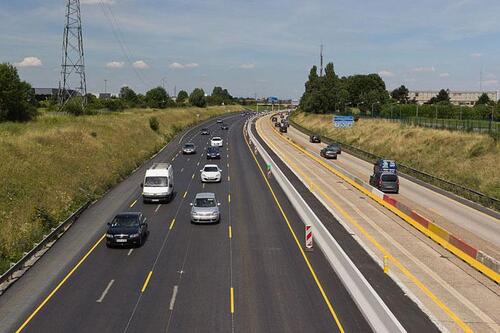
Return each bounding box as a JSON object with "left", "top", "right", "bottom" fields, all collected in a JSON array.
[{"left": 1, "top": 0, "right": 499, "bottom": 99}]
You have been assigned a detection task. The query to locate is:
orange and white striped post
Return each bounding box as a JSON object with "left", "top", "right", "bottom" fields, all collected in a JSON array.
[{"left": 305, "top": 225, "right": 313, "bottom": 251}]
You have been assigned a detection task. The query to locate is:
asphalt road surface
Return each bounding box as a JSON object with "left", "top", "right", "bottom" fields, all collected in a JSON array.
[{"left": 3, "top": 113, "right": 380, "bottom": 333}]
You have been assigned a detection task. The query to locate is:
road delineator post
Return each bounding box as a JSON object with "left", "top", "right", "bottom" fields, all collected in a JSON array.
[
  {"left": 305, "top": 225, "right": 313, "bottom": 251},
  {"left": 383, "top": 255, "right": 389, "bottom": 273},
  {"left": 266, "top": 163, "right": 272, "bottom": 178}
]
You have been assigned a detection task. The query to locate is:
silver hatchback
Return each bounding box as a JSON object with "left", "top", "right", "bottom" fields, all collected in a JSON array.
[{"left": 190, "top": 192, "right": 221, "bottom": 223}]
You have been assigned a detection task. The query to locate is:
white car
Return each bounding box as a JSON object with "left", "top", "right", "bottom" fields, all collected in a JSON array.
[
  {"left": 200, "top": 164, "right": 222, "bottom": 183},
  {"left": 210, "top": 137, "right": 223, "bottom": 147}
]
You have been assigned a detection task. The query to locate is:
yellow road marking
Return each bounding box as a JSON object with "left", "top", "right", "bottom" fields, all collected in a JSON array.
[
  {"left": 169, "top": 218, "right": 176, "bottom": 230},
  {"left": 16, "top": 234, "right": 106, "bottom": 333},
  {"left": 243, "top": 129, "right": 345, "bottom": 333},
  {"left": 230, "top": 287, "right": 235, "bottom": 314},
  {"left": 183, "top": 191, "right": 187, "bottom": 198},
  {"left": 229, "top": 226, "right": 232, "bottom": 239},
  {"left": 141, "top": 271, "right": 153, "bottom": 293},
  {"left": 261, "top": 119, "right": 473, "bottom": 332},
  {"left": 268, "top": 119, "right": 499, "bottom": 281},
  {"left": 130, "top": 199, "right": 137, "bottom": 208}
]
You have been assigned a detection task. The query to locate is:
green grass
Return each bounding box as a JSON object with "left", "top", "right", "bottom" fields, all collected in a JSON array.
[
  {"left": 0, "top": 105, "right": 242, "bottom": 273},
  {"left": 291, "top": 112, "right": 500, "bottom": 200}
]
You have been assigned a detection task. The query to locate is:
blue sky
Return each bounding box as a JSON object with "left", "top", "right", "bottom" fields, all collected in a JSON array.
[{"left": 1, "top": 0, "right": 499, "bottom": 99}]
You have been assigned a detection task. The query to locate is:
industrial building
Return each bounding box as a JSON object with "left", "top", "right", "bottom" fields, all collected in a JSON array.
[{"left": 408, "top": 90, "right": 498, "bottom": 106}]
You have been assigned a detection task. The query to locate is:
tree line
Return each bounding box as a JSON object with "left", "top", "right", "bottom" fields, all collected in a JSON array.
[
  {"left": 0, "top": 62, "right": 235, "bottom": 122},
  {"left": 299, "top": 61, "right": 499, "bottom": 120}
]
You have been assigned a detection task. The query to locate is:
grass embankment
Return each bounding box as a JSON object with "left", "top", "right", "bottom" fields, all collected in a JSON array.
[
  {"left": 291, "top": 112, "right": 500, "bottom": 200},
  {"left": 0, "top": 106, "right": 241, "bottom": 273}
]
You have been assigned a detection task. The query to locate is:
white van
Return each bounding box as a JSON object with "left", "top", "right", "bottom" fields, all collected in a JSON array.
[{"left": 141, "top": 163, "right": 174, "bottom": 203}]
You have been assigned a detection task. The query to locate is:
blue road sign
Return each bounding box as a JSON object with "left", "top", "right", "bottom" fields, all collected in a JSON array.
[{"left": 333, "top": 115, "right": 354, "bottom": 128}]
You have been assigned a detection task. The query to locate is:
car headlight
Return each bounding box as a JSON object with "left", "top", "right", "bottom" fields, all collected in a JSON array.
[
  {"left": 130, "top": 233, "right": 140, "bottom": 238},
  {"left": 106, "top": 233, "right": 114, "bottom": 238}
]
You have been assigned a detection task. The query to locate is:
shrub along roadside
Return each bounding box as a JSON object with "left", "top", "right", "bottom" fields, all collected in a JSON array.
[{"left": 0, "top": 105, "right": 241, "bottom": 273}]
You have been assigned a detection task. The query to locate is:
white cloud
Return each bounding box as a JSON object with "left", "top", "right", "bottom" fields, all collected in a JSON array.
[
  {"left": 412, "top": 66, "right": 436, "bottom": 73},
  {"left": 378, "top": 70, "right": 394, "bottom": 77},
  {"left": 81, "top": 0, "right": 114, "bottom": 4},
  {"left": 439, "top": 72, "right": 450, "bottom": 78},
  {"left": 483, "top": 79, "right": 498, "bottom": 86},
  {"left": 15, "top": 56, "right": 42, "bottom": 67},
  {"left": 470, "top": 52, "right": 482, "bottom": 58},
  {"left": 240, "top": 63, "right": 256, "bottom": 69},
  {"left": 169, "top": 62, "right": 198, "bottom": 69},
  {"left": 132, "top": 60, "right": 149, "bottom": 69},
  {"left": 106, "top": 61, "right": 125, "bottom": 69}
]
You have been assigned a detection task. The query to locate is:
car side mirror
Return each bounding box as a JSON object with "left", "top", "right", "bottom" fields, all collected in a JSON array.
[
  {"left": 218, "top": 202, "right": 221, "bottom": 206},
  {"left": 200, "top": 169, "right": 203, "bottom": 172},
  {"left": 107, "top": 222, "right": 111, "bottom": 226},
  {"left": 169, "top": 184, "right": 173, "bottom": 188},
  {"left": 190, "top": 203, "right": 193, "bottom": 206}
]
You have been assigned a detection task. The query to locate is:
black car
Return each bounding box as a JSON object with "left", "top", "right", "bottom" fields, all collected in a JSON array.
[
  {"left": 201, "top": 128, "right": 210, "bottom": 135},
  {"left": 370, "top": 172, "right": 399, "bottom": 193},
  {"left": 310, "top": 135, "right": 321, "bottom": 143},
  {"left": 279, "top": 125, "right": 287, "bottom": 133},
  {"left": 326, "top": 143, "right": 341, "bottom": 154},
  {"left": 221, "top": 124, "right": 229, "bottom": 130},
  {"left": 106, "top": 212, "right": 148, "bottom": 247},
  {"left": 320, "top": 146, "right": 338, "bottom": 159},
  {"left": 274, "top": 121, "right": 281, "bottom": 127},
  {"left": 206, "top": 146, "right": 221, "bottom": 159},
  {"left": 271, "top": 116, "right": 277, "bottom": 122}
]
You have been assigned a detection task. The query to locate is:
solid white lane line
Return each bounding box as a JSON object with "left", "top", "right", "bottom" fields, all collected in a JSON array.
[
  {"left": 127, "top": 249, "right": 134, "bottom": 256},
  {"left": 96, "top": 279, "right": 115, "bottom": 303},
  {"left": 181, "top": 168, "right": 184, "bottom": 173},
  {"left": 197, "top": 161, "right": 200, "bottom": 166},
  {"left": 169, "top": 285, "right": 179, "bottom": 310},
  {"left": 154, "top": 204, "right": 161, "bottom": 213}
]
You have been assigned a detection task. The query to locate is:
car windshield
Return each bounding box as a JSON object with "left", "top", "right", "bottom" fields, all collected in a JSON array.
[
  {"left": 382, "top": 174, "right": 398, "bottom": 182},
  {"left": 144, "top": 176, "right": 168, "bottom": 187},
  {"left": 204, "top": 166, "right": 219, "bottom": 172},
  {"left": 212, "top": 138, "right": 221, "bottom": 141},
  {"left": 208, "top": 147, "right": 219, "bottom": 153},
  {"left": 184, "top": 143, "right": 194, "bottom": 148},
  {"left": 202, "top": 128, "right": 208, "bottom": 131},
  {"left": 111, "top": 215, "right": 139, "bottom": 228},
  {"left": 195, "top": 198, "right": 216, "bottom": 207}
]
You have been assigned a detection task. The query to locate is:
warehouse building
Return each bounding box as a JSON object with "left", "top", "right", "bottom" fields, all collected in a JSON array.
[{"left": 408, "top": 90, "right": 498, "bottom": 106}]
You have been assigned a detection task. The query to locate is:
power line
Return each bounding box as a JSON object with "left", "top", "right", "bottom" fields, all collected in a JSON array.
[{"left": 97, "top": 0, "right": 152, "bottom": 90}]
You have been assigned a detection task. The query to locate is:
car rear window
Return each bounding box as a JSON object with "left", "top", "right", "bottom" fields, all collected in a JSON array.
[
  {"left": 381, "top": 174, "right": 398, "bottom": 182},
  {"left": 204, "top": 166, "right": 218, "bottom": 172},
  {"left": 195, "top": 198, "right": 216, "bottom": 207}
]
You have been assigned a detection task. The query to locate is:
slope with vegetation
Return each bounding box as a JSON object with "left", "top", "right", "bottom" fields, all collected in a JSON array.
[
  {"left": 291, "top": 112, "right": 500, "bottom": 201},
  {"left": 0, "top": 105, "right": 241, "bottom": 273}
]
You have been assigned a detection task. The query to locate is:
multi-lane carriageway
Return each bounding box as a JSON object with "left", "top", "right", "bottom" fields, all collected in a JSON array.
[{"left": 0, "top": 112, "right": 439, "bottom": 332}]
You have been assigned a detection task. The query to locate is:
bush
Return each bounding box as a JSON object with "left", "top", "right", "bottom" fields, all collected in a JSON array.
[
  {"left": 189, "top": 88, "right": 207, "bottom": 107},
  {"left": 101, "top": 98, "right": 125, "bottom": 112},
  {"left": 0, "top": 63, "right": 38, "bottom": 122},
  {"left": 149, "top": 116, "right": 159, "bottom": 132},
  {"left": 63, "top": 98, "right": 85, "bottom": 116}
]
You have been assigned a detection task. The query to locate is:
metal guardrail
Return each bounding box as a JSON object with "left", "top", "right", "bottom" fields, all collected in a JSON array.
[
  {"left": 0, "top": 201, "right": 91, "bottom": 294},
  {"left": 289, "top": 119, "right": 500, "bottom": 212},
  {"left": 246, "top": 116, "right": 406, "bottom": 333}
]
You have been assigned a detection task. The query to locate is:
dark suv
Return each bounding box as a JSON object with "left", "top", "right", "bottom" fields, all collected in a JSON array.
[
  {"left": 201, "top": 128, "right": 210, "bottom": 135},
  {"left": 279, "top": 125, "right": 287, "bottom": 133},
  {"left": 309, "top": 135, "right": 321, "bottom": 143},
  {"left": 370, "top": 172, "right": 399, "bottom": 193},
  {"left": 206, "top": 146, "right": 221, "bottom": 159},
  {"left": 106, "top": 212, "right": 148, "bottom": 247}
]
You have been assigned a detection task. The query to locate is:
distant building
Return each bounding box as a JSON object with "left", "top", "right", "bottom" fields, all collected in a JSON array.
[
  {"left": 33, "top": 88, "right": 58, "bottom": 102},
  {"left": 99, "top": 93, "right": 112, "bottom": 99},
  {"left": 408, "top": 90, "right": 498, "bottom": 106}
]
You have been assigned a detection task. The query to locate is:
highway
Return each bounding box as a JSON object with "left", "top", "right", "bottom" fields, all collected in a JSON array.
[
  {"left": 0, "top": 112, "right": 410, "bottom": 332},
  {"left": 284, "top": 120, "right": 500, "bottom": 257},
  {"left": 256, "top": 114, "right": 500, "bottom": 332}
]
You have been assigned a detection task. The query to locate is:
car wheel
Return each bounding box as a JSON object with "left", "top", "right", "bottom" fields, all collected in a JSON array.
[
  {"left": 137, "top": 236, "right": 143, "bottom": 247},
  {"left": 106, "top": 242, "right": 112, "bottom": 248}
]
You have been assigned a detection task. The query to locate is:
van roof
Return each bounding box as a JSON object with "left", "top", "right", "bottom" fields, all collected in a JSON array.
[{"left": 150, "top": 163, "right": 171, "bottom": 170}]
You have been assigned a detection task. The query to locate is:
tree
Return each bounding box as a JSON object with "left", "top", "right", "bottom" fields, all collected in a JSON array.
[
  {"left": 189, "top": 88, "right": 206, "bottom": 107},
  {"left": 475, "top": 93, "right": 491, "bottom": 106},
  {"left": 322, "top": 62, "right": 338, "bottom": 112},
  {"left": 208, "top": 86, "right": 233, "bottom": 105},
  {"left": 145, "top": 87, "right": 170, "bottom": 108},
  {"left": 176, "top": 90, "right": 188, "bottom": 104},
  {"left": 119, "top": 86, "right": 138, "bottom": 107},
  {"left": 0, "top": 63, "right": 38, "bottom": 122},
  {"left": 428, "top": 89, "right": 450, "bottom": 104},
  {"left": 299, "top": 65, "right": 322, "bottom": 113},
  {"left": 391, "top": 85, "right": 409, "bottom": 104}
]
